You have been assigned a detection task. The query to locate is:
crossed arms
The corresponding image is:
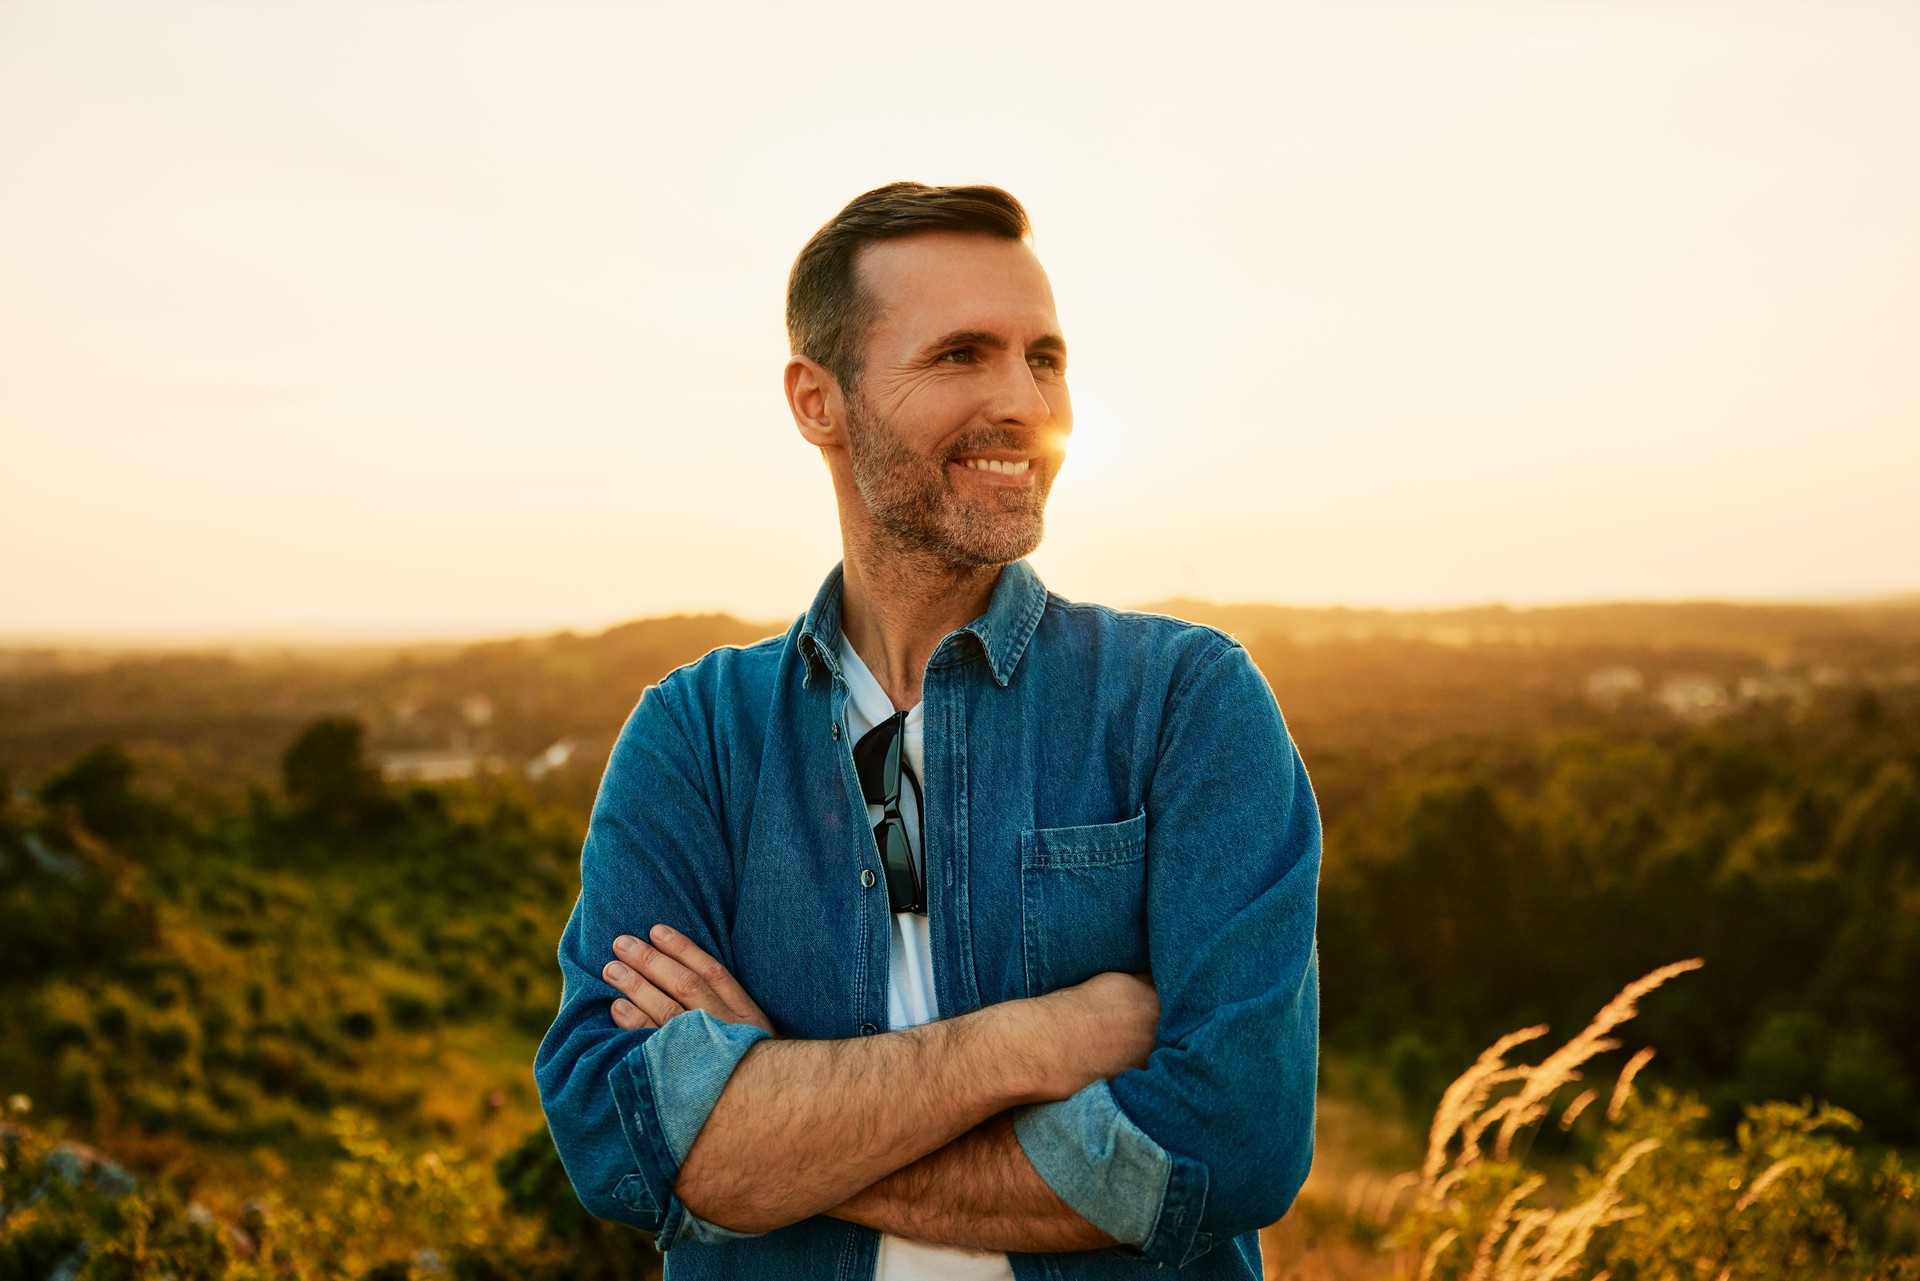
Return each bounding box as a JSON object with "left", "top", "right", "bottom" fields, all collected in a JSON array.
[
  {"left": 532, "top": 639, "right": 1322, "bottom": 1265},
  {"left": 597, "top": 923, "right": 1159, "bottom": 1250}
]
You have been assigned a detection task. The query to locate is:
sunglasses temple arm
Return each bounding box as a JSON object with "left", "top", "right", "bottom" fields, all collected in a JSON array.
[{"left": 903, "top": 765, "right": 928, "bottom": 911}]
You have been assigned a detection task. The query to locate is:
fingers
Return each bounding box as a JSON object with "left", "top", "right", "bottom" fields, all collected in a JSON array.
[
  {"left": 604, "top": 926, "right": 778, "bottom": 1036},
  {"left": 603, "top": 956, "right": 684, "bottom": 1029},
  {"left": 612, "top": 931, "right": 721, "bottom": 1014},
  {"left": 645, "top": 925, "right": 763, "bottom": 1017}
]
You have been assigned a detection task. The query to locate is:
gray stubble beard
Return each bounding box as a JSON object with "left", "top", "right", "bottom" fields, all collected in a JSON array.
[{"left": 843, "top": 390, "right": 1050, "bottom": 571}]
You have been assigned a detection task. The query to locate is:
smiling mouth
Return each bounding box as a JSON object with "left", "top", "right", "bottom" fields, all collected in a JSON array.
[{"left": 957, "top": 457, "right": 1032, "bottom": 475}]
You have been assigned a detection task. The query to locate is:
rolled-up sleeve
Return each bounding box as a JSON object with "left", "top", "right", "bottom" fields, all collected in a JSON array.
[
  {"left": 1013, "top": 639, "right": 1322, "bottom": 1268},
  {"left": 533, "top": 679, "right": 773, "bottom": 1251}
]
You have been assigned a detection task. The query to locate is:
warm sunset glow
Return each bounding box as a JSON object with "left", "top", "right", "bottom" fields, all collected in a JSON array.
[{"left": 2, "top": 2, "right": 1915, "bottom": 638}]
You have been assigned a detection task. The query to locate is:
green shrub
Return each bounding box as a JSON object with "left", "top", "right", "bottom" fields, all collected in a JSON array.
[
  {"left": 36, "top": 983, "right": 95, "bottom": 1053},
  {"left": 140, "top": 1006, "right": 201, "bottom": 1066},
  {"left": 338, "top": 1001, "right": 382, "bottom": 1042},
  {"left": 246, "top": 1035, "right": 332, "bottom": 1109},
  {"left": 52, "top": 1045, "right": 107, "bottom": 1124},
  {"left": 383, "top": 973, "right": 443, "bottom": 1031},
  {"left": 1822, "top": 1027, "right": 1916, "bottom": 1138},
  {"left": 125, "top": 1081, "right": 182, "bottom": 1131},
  {"left": 0, "top": 1121, "right": 229, "bottom": 1280},
  {"left": 1740, "top": 1007, "right": 1827, "bottom": 1101},
  {"left": 38, "top": 744, "right": 166, "bottom": 846},
  {"left": 93, "top": 985, "right": 135, "bottom": 1041},
  {"left": 1381, "top": 1029, "right": 1451, "bottom": 1112}
]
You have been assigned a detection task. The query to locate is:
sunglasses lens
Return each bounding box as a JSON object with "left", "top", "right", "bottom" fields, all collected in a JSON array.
[
  {"left": 882, "top": 728, "right": 903, "bottom": 791},
  {"left": 876, "top": 818, "right": 921, "bottom": 913},
  {"left": 853, "top": 713, "right": 904, "bottom": 805}
]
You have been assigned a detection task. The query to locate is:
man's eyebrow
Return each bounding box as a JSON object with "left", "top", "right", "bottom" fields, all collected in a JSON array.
[
  {"left": 921, "top": 330, "right": 1069, "bottom": 359},
  {"left": 923, "top": 329, "right": 1006, "bottom": 354}
]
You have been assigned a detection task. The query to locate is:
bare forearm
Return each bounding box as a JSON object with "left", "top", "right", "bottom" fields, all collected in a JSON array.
[
  {"left": 675, "top": 1000, "right": 1056, "bottom": 1233},
  {"left": 826, "top": 1111, "right": 1117, "bottom": 1253}
]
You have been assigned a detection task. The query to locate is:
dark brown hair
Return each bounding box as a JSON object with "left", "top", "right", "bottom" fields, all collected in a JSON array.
[{"left": 786, "top": 182, "right": 1030, "bottom": 393}]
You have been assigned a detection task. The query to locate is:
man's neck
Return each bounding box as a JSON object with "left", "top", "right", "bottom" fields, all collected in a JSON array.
[{"left": 839, "top": 530, "right": 1002, "bottom": 711}]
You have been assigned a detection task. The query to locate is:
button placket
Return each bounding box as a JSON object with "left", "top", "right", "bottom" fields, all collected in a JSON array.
[{"left": 830, "top": 670, "right": 888, "bottom": 1055}]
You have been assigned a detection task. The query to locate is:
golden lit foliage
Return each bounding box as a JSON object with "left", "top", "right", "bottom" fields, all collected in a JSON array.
[
  {"left": 3, "top": 606, "right": 1918, "bottom": 1278},
  {"left": 0, "top": 1104, "right": 658, "bottom": 1280},
  {"left": 1386, "top": 965, "right": 1920, "bottom": 1280}
]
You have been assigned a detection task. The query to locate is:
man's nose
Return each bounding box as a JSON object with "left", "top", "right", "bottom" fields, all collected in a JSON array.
[{"left": 986, "top": 357, "right": 1054, "bottom": 428}]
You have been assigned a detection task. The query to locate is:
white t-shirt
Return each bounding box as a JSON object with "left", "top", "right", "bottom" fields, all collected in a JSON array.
[{"left": 839, "top": 636, "right": 1017, "bottom": 1281}]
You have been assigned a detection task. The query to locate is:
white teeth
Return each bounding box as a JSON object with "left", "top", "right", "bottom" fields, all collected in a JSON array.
[{"left": 962, "top": 458, "right": 1031, "bottom": 475}]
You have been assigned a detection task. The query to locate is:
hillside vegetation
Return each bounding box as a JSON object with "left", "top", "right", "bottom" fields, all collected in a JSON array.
[{"left": 2, "top": 597, "right": 1916, "bottom": 1276}]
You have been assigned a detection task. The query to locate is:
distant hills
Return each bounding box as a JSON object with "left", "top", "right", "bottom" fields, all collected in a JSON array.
[
  {"left": 5, "top": 592, "right": 1918, "bottom": 659},
  {"left": 1142, "top": 595, "right": 1920, "bottom": 654},
  {"left": 2, "top": 596, "right": 1916, "bottom": 793}
]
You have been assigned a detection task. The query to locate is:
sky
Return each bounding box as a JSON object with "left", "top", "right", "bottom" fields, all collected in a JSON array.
[{"left": 2, "top": 1, "right": 1916, "bottom": 638}]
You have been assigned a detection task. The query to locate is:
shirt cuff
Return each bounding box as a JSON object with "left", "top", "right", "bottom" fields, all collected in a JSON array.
[
  {"left": 1013, "top": 1079, "right": 1215, "bottom": 1267},
  {"left": 606, "top": 1009, "right": 774, "bottom": 1249}
]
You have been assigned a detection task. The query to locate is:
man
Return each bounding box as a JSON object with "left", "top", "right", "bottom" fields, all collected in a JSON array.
[{"left": 534, "top": 183, "right": 1321, "bottom": 1279}]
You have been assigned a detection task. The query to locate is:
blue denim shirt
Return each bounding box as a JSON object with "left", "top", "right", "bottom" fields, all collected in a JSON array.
[{"left": 535, "top": 559, "right": 1321, "bottom": 1278}]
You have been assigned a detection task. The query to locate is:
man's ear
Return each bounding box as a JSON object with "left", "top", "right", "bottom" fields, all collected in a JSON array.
[{"left": 785, "top": 355, "right": 844, "bottom": 449}]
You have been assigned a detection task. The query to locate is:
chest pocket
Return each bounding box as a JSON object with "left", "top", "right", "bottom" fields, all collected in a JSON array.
[{"left": 1019, "top": 808, "right": 1150, "bottom": 995}]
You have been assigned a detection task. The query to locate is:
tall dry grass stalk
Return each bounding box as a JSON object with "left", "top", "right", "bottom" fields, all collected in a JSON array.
[
  {"left": 1419, "top": 958, "right": 1703, "bottom": 1196},
  {"left": 1401, "top": 960, "right": 1704, "bottom": 1280},
  {"left": 1730, "top": 1156, "right": 1797, "bottom": 1213},
  {"left": 1487, "top": 960, "right": 1702, "bottom": 1163},
  {"left": 1420, "top": 1026, "right": 1548, "bottom": 1190},
  {"left": 1416, "top": 1229, "right": 1460, "bottom": 1281},
  {"left": 1606, "top": 1047, "right": 1657, "bottom": 1122},
  {"left": 1555, "top": 1090, "right": 1597, "bottom": 1131}
]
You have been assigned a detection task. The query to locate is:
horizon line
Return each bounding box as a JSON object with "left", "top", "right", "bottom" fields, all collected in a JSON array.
[{"left": 5, "top": 588, "right": 1918, "bottom": 654}]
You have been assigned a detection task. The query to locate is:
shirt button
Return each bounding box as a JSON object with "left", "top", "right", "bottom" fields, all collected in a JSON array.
[
  {"left": 859, "top": 868, "right": 876, "bottom": 888},
  {"left": 831, "top": 722, "right": 841, "bottom": 740},
  {"left": 859, "top": 1022, "right": 879, "bottom": 1036}
]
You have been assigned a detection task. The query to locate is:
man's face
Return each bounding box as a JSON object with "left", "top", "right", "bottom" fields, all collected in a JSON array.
[{"left": 839, "top": 231, "right": 1072, "bottom": 569}]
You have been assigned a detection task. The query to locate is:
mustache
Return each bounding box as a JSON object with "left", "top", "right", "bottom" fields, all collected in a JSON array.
[{"left": 945, "top": 425, "right": 1070, "bottom": 463}]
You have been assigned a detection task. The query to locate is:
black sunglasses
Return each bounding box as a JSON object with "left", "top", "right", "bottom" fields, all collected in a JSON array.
[{"left": 852, "top": 711, "right": 926, "bottom": 915}]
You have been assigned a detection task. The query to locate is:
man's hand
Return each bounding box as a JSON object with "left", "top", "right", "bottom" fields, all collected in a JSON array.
[{"left": 602, "top": 924, "right": 776, "bottom": 1036}]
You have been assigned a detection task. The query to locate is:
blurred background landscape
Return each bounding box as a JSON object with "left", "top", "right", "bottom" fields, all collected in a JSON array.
[{"left": 5, "top": 595, "right": 1917, "bottom": 1275}]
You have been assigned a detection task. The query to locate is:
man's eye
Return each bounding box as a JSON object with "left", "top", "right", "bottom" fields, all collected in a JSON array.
[
  {"left": 1028, "top": 354, "right": 1061, "bottom": 371},
  {"left": 940, "top": 348, "right": 975, "bottom": 365}
]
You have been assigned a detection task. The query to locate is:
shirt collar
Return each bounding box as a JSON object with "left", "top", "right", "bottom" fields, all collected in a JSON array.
[{"left": 797, "top": 558, "right": 1048, "bottom": 691}]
